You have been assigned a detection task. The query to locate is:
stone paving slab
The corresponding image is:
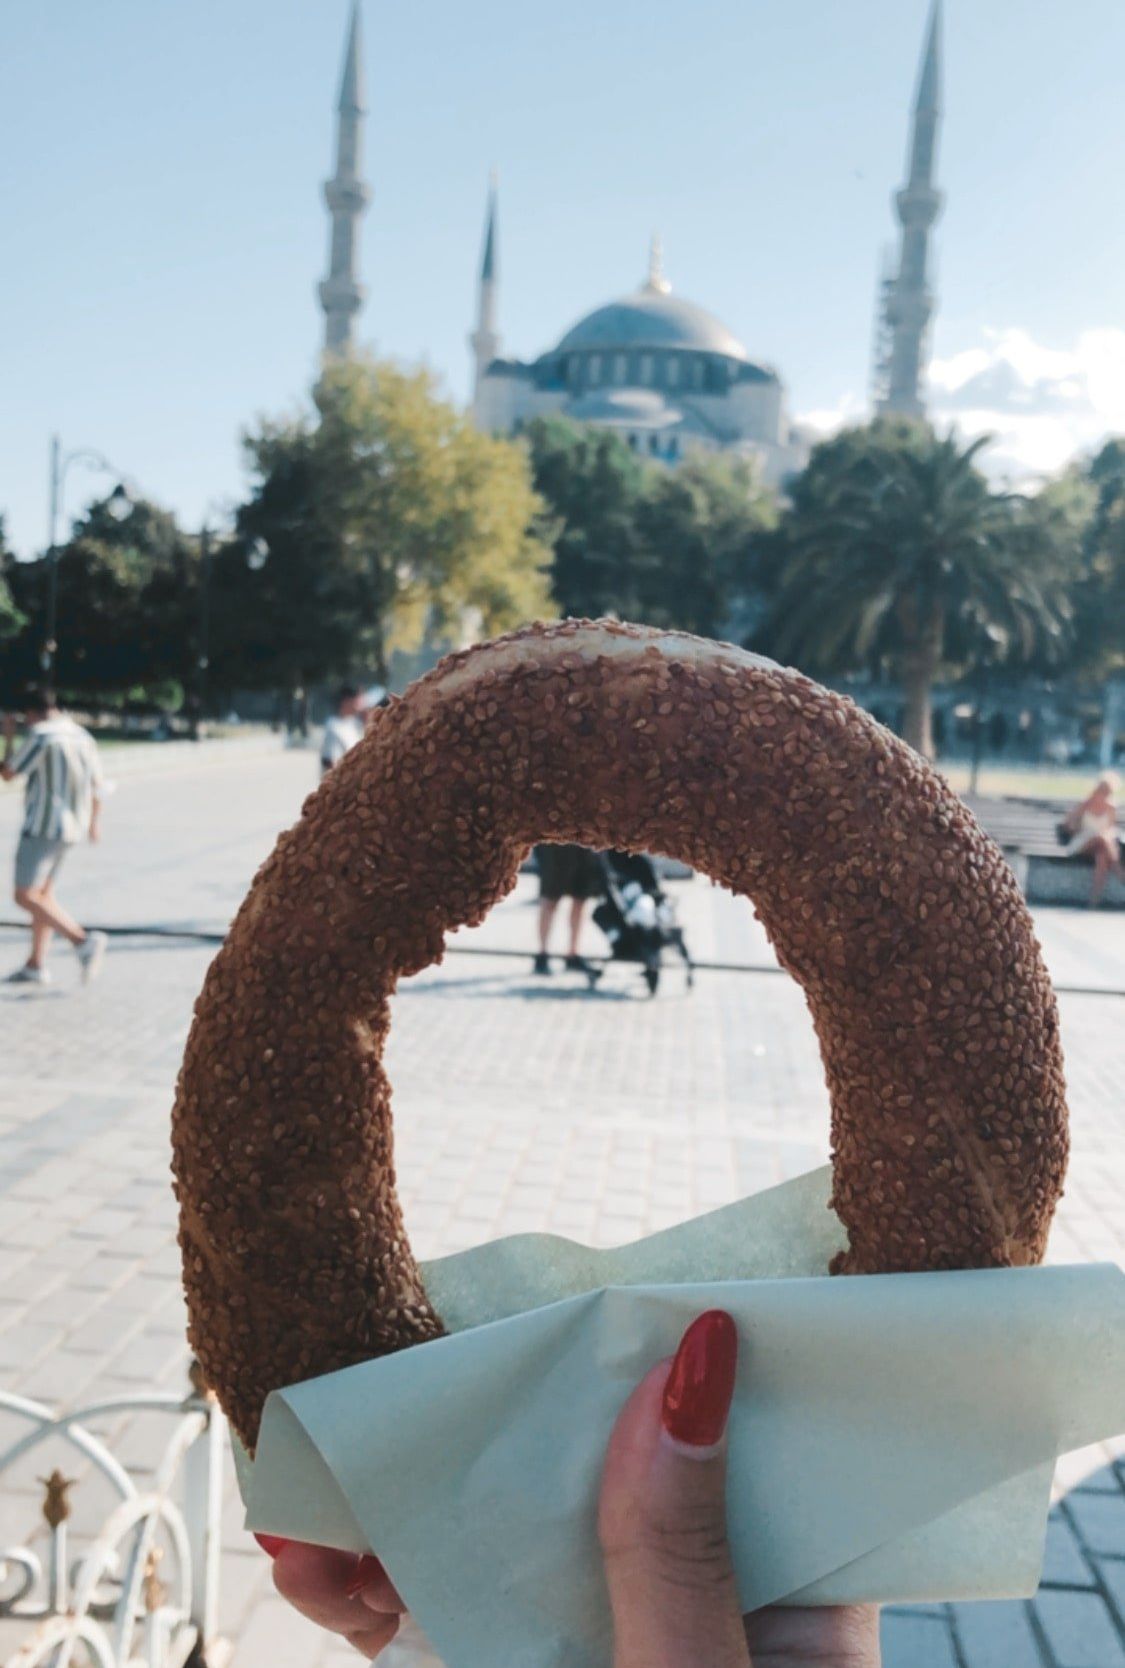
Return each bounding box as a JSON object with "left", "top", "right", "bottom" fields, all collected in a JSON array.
[{"left": 1, "top": 749, "right": 1124, "bottom": 1668}]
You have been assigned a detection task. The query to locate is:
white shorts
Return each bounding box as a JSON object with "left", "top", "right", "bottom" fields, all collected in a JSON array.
[{"left": 14, "top": 835, "right": 69, "bottom": 891}]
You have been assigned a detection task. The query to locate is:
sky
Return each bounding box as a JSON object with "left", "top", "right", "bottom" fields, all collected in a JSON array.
[{"left": 4, "top": 0, "right": 1125, "bottom": 558}]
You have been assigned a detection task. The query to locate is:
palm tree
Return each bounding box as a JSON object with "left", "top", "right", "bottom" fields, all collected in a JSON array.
[{"left": 765, "top": 425, "right": 1072, "bottom": 758}]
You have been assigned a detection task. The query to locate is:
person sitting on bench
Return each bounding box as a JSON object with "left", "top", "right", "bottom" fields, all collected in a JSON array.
[{"left": 1061, "top": 772, "right": 1124, "bottom": 906}]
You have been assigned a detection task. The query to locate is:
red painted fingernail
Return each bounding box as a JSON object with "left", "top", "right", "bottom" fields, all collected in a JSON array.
[
  {"left": 345, "top": 1555, "right": 383, "bottom": 1600},
  {"left": 661, "top": 1310, "right": 738, "bottom": 1447},
  {"left": 253, "top": 1533, "right": 290, "bottom": 1558}
]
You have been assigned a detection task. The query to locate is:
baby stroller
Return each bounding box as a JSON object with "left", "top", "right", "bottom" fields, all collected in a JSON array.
[{"left": 591, "top": 851, "right": 695, "bottom": 996}]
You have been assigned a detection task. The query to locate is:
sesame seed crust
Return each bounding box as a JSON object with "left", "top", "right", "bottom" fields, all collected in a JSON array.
[{"left": 170, "top": 618, "right": 1069, "bottom": 1449}]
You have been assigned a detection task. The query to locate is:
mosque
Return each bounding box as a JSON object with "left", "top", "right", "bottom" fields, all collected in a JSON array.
[
  {"left": 469, "top": 224, "right": 808, "bottom": 484},
  {"left": 317, "top": 3, "right": 943, "bottom": 488}
]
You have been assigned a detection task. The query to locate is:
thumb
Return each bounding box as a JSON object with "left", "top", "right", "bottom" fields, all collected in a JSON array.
[{"left": 598, "top": 1310, "right": 749, "bottom": 1668}]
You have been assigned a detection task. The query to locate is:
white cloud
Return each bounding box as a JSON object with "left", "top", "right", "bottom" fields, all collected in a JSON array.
[
  {"left": 930, "top": 326, "right": 1125, "bottom": 482},
  {"left": 796, "top": 392, "right": 867, "bottom": 437},
  {"left": 797, "top": 325, "right": 1125, "bottom": 482}
]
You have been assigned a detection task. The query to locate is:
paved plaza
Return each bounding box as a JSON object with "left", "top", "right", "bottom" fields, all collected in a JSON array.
[{"left": 1, "top": 745, "right": 1124, "bottom": 1668}]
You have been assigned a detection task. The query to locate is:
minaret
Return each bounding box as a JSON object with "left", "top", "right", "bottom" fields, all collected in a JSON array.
[
  {"left": 470, "top": 173, "right": 501, "bottom": 412},
  {"left": 876, "top": 2, "right": 943, "bottom": 417},
  {"left": 318, "top": 1, "right": 371, "bottom": 357}
]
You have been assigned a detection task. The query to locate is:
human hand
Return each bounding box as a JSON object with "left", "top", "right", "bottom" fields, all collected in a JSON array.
[
  {"left": 255, "top": 1536, "right": 405, "bottom": 1660},
  {"left": 258, "top": 1311, "right": 880, "bottom": 1665},
  {"left": 599, "top": 1310, "right": 881, "bottom": 1668}
]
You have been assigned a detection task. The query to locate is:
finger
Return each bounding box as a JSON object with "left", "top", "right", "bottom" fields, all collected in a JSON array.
[
  {"left": 343, "top": 1616, "right": 401, "bottom": 1658},
  {"left": 272, "top": 1543, "right": 363, "bottom": 1632},
  {"left": 270, "top": 1543, "right": 403, "bottom": 1636},
  {"left": 745, "top": 1603, "right": 881, "bottom": 1667},
  {"left": 598, "top": 1310, "right": 749, "bottom": 1668},
  {"left": 350, "top": 1557, "right": 408, "bottom": 1614},
  {"left": 257, "top": 1538, "right": 406, "bottom": 1617}
]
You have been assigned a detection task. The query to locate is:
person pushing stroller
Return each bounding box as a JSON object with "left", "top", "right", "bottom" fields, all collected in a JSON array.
[
  {"left": 533, "top": 844, "right": 694, "bottom": 995},
  {"left": 532, "top": 843, "right": 605, "bottom": 978}
]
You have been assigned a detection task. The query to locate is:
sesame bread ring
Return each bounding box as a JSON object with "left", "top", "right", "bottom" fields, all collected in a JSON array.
[{"left": 172, "top": 619, "right": 1068, "bottom": 1448}]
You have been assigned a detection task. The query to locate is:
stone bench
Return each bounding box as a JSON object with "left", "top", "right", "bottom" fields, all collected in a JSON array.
[
  {"left": 1004, "top": 847, "right": 1125, "bottom": 909},
  {"left": 964, "top": 795, "right": 1125, "bottom": 910}
]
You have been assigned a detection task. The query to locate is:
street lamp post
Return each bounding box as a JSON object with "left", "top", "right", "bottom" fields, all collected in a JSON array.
[
  {"left": 43, "top": 434, "right": 130, "bottom": 675},
  {"left": 190, "top": 503, "right": 232, "bottom": 742},
  {"left": 192, "top": 524, "right": 213, "bottom": 741}
]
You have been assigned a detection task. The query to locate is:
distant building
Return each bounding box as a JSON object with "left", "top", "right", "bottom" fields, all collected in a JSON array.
[
  {"left": 317, "top": 1, "right": 945, "bottom": 461},
  {"left": 470, "top": 220, "right": 809, "bottom": 487}
]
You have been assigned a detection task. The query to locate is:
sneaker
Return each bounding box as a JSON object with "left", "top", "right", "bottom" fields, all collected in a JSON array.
[
  {"left": 533, "top": 951, "right": 551, "bottom": 975},
  {"left": 76, "top": 931, "right": 108, "bottom": 985},
  {"left": 5, "top": 964, "right": 52, "bottom": 985},
  {"left": 564, "top": 954, "right": 594, "bottom": 975}
]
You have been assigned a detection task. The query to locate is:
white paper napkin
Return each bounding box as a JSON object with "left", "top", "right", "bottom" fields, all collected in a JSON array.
[{"left": 236, "top": 1167, "right": 1125, "bottom": 1668}]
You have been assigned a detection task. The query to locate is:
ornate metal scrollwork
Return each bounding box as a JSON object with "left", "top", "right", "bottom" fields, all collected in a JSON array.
[{"left": 1, "top": 1366, "right": 228, "bottom": 1667}]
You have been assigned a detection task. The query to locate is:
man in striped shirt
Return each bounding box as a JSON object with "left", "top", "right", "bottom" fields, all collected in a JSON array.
[{"left": 2, "top": 687, "right": 108, "bottom": 986}]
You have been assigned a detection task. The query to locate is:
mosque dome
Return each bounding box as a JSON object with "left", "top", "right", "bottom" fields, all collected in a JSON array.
[
  {"left": 470, "top": 229, "right": 804, "bottom": 481},
  {"left": 553, "top": 236, "right": 748, "bottom": 363},
  {"left": 556, "top": 290, "right": 747, "bottom": 361},
  {"left": 566, "top": 387, "right": 683, "bottom": 428}
]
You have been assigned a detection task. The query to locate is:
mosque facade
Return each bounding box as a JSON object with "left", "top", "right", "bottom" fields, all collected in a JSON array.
[
  {"left": 469, "top": 226, "right": 809, "bottom": 486},
  {"left": 318, "top": 3, "right": 943, "bottom": 488}
]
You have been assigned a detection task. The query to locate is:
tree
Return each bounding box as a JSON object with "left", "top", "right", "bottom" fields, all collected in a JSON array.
[
  {"left": 5, "top": 495, "right": 198, "bottom": 703},
  {"left": 633, "top": 455, "right": 777, "bottom": 639},
  {"left": 526, "top": 418, "right": 777, "bottom": 636},
  {"left": 216, "top": 358, "right": 551, "bottom": 696},
  {"left": 525, "top": 417, "right": 649, "bottom": 621},
  {"left": 760, "top": 423, "right": 1073, "bottom": 758},
  {"left": 1072, "top": 440, "right": 1125, "bottom": 677},
  {"left": 0, "top": 518, "right": 27, "bottom": 649}
]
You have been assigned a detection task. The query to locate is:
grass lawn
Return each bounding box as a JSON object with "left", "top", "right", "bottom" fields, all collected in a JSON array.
[
  {"left": 939, "top": 763, "right": 1100, "bottom": 803},
  {"left": 91, "top": 725, "right": 272, "bottom": 752}
]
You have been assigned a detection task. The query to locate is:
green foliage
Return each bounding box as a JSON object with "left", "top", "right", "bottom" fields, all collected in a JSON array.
[
  {"left": 2, "top": 397, "right": 1117, "bottom": 731},
  {"left": 525, "top": 418, "right": 648, "bottom": 621},
  {"left": 525, "top": 417, "right": 777, "bottom": 637},
  {"left": 215, "top": 358, "right": 552, "bottom": 691},
  {"left": 1071, "top": 440, "right": 1125, "bottom": 676},
  {"left": 634, "top": 455, "right": 777, "bottom": 639},
  {"left": 4, "top": 495, "right": 198, "bottom": 702},
  {"left": 146, "top": 678, "right": 186, "bottom": 713},
  {"left": 0, "top": 518, "right": 28, "bottom": 645},
  {"left": 760, "top": 422, "right": 1073, "bottom": 757}
]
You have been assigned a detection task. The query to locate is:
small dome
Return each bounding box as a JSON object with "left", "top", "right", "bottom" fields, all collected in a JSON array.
[
  {"left": 567, "top": 388, "right": 682, "bottom": 429},
  {"left": 556, "top": 287, "right": 748, "bottom": 361}
]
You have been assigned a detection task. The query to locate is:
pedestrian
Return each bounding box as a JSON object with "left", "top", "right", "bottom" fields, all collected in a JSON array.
[
  {"left": 2, "top": 686, "right": 108, "bottom": 986},
  {"left": 533, "top": 842, "right": 604, "bottom": 976},
  {"left": 1060, "top": 772, "right": 1124, "bottom": 906},
  {"left": 320, "top": 685, "right": 367, "bottom": 778}
]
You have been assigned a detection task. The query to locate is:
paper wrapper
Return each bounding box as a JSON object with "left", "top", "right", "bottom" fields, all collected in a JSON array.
[{"left": 235, "top": 1167, "right": 1125, "bottom": 1668}]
